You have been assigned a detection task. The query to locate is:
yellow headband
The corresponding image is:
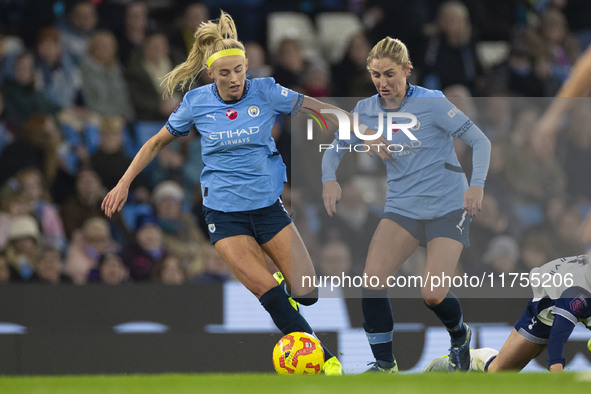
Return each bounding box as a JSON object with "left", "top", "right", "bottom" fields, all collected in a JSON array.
[{"left": 206, "top": 48, "right": 246, "bottom": 68}]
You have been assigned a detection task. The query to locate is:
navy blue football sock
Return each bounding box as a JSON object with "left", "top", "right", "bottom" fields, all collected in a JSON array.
[
  {"left": 362, "top": 287, "right": 394, "bottom": 363},
  {"left": 260, "top": 285, "right": 334, "bottom": 360},
  {"left": 425, "top": 291, "right": 466, "bottom": 346}
]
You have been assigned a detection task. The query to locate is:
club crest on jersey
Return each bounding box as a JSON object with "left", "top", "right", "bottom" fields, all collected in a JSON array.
[
  {"left": 208, "top": 224, "right": 216, "bottom": 233},
  {"left": 226, "top": 109, "right": 238, "bottom": 120},
  {"left": 248, "top": 105, "right": 260, "bottom": 117}
]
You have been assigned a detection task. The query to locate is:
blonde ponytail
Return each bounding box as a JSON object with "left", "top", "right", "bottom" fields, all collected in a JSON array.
[{"left": 162, "top": 11, "right": 245, "bottom": 98}]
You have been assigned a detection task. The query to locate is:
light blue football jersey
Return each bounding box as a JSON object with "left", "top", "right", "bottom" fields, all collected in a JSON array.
[
  {"left": 324, "top": 84, "right": 489, "bottom": 219},
  {"left": 166, "top": 78, "right": 303, "bottom": 212}
]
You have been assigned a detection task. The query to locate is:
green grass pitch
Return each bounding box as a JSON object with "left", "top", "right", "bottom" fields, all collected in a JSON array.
[{"left": 1, "top": 372, "right": 590, "bottom": 394}]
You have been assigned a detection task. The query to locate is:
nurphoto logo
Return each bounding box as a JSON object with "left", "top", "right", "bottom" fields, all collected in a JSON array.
[{"left": 304, "top": 107, "right": 419, "bottom": 153}]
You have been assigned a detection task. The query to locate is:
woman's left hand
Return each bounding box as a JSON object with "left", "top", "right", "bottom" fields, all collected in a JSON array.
[{"left": 463, "top": 186, "right": 483, "bottom": 217}]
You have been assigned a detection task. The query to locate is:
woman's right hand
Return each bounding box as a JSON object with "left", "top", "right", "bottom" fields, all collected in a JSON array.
[
  {"left": 101, "top": 182, "right": 129, "bottom": 219},
  {"left": 322, "top": 180, "right": 341, "bottom": 217}
]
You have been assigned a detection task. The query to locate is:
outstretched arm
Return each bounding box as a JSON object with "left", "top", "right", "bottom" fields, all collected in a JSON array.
[
  {"left": 101, "top": 126, "right": 177, "bottom": 217},
  {"left": 547, "top": 287, "right": 591, "bottom": 371}
]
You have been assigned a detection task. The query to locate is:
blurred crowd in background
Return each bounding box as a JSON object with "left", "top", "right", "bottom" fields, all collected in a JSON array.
[{"left": 0, "top": 0, "right": 590, "bottom": 286}]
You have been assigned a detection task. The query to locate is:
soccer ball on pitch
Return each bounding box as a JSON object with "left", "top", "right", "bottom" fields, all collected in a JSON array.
[{"left": 272, "top": 332, "right": 325, "bottom": 374}]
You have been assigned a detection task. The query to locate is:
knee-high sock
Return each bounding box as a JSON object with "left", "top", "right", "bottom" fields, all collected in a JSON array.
[
  {"left": 260, "top": 285, "right": 334, "bottom": 360},
  {"left": 425, "top": 291, "right": 466, "bottom": 346},
  {"left": 362, "top": 287, "right": 394, "bottom": 363}
]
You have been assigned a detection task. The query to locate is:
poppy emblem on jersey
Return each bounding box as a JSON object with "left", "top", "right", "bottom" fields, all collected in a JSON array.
[
  {"left": 226, "top": 109, "right": 238, "bottom": 120},
  {"left": 570, "top": 297, "right": 586, "bottom": 313},
  {"left": 208, "top": 224, "right": 216, "bottom": 233},
  {"left": 248, "top": 105, "right": 260, "bottom": 117}
]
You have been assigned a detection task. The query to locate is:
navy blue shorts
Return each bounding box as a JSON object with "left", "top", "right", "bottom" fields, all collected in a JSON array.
[
  {"left": 203, "top": 199, "right": 292, "bottom": 245},
  {"left": 514, "top": 299, "right": 552, "bottom": 344},
  {"left": 382, "top": 208, "right": 471, "bottom": 247}
]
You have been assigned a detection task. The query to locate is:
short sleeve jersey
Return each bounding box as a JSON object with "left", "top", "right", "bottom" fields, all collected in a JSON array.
[
  {"left": 530, "top": 255, "right": 591, "bottom": 328},
  {"left": 166, "top": 78, "right": 303, "bottom": 212},
  {"left": 339, "top": 84, "right": 473, "bottom": 219}
]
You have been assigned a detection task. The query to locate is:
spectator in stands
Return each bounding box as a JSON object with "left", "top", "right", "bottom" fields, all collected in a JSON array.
[
  {"left": 34, "top": 27, "right": 82, "bottom": 112},
  {"left": 519, "top": 230, "right": 553, "bottom": 270},
  {"left": 318, "top": 181, "right": 381, "bottom": 275},
  {"left": 301, "top": 63, "right": 330, "bottom": 97},
  {"left": 124, "top": 214, "right": 166, "bottom": 282},
  {"left": 0, "top": 28, "right": 24, "bottom": 80},
  {"left": 152, "top": 254, "right": 187, "bottom": 285},
  {"left": 169, "top": 2, "right": 209, "bottom": 57},
  {"left": 550, "top": 206, "right": 584, "bottom": 257},
  {"left": 16, "top": 167, "right": 66, "bottom": 250},
  {"left": 504, "top": 108, "right": 566, "bottom": 202},
  {"left": 530, "top": 9, "right": 579, "bottom": 85},
  {"left": 80, "top": 31, "right": 133, "bottom": 120},
  {"left": 60, "top": 168, "right": 106, "bottom": 238},
  {"left": 31, "top": 246, "right": 72, "bottom": 284},
  {"left": 3, "top": 52, "right": 54, "bottom": 128},
  {"left": 59, "top": 0, "right": 98, "bottom": 65},
  {"left": 317, "top": 240, "right": 353, "bottom": 278},
  {"left": 478, "top": 93, "right": 513, "bottom": 139},
  {"left": 0, "top": 115, "right": 64, "bottom": 187},
  {"left": 0, "top": 250, "right": 10, "bottom": 283},
  {"left": 96, "top": 252, "right": 128, "bottom": 285},
  {"left": 486, "top": 40, "right": 555, "bottom": 97},
  {"left": 90, "top": 117, "right": 133, "bottom": 190},
  {"left": 117, "top": 1, "right": 150, "bottom": 67},
  {"left": 558, "top": 101, "right": 591, "bottom": 201},
  {"left": 192, "top": 245, "right": 231, "bottom": 283},
  {"left": 0, "top": 86, "right": 12, "bottom": 154},
  {"left": 331, "top": 32, "right": 375, "bottom": 97},
  {"left": 126, "top": 32, "right": 182, "bottom": 121},
  {"left": 272, "top": 37, "right": 309, "bottom": 92},
  {"left": 5, "top": 215, "right": 40, "bottom": 281},
  {"left": 461, "top": 194, "right": 509, "bottom": 269},
  {"left": 152, "top": 180, "right": 206, "bottom": 268},
  {"left": 421, "top": 1, "right": 483, "bottom": 93},
  {"left": 65, "top": 216, "right": 118, "bottom": 284},
  {"left": 479, "top": 235, "right": 521, "bottom": 275},
  {"left": 0, "top": 190, "right": 29, "bottom": 249},
  {"left": 361, "top": 0, "right": 429, "bottom": 63},
  {"left": 244, "top": 42, "right": 272, "bottom": 79},
  {"left": 479, "top": 140, "right": 522, "bottom": 237}
]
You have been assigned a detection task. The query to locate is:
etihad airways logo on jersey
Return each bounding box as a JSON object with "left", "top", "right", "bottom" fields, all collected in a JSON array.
[{"left": 208, "top": 127, "right": 260, "bottom": 146}]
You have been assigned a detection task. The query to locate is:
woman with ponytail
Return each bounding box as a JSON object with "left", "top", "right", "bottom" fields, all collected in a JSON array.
[{"left": 101, "top": 11, "right": 350, "bottom": 375}]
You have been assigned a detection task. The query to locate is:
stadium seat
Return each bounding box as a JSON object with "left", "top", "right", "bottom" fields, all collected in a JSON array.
[
  {"left": 267, "top": 12, "right": 319, "bottom": 59},
  {"left": 316, "top": 12, "right": 362, "bottom": 64}
]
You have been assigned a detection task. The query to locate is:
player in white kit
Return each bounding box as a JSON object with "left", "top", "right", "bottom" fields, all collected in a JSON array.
[{"left": 425, "top": 254, "right": 591, "bottom": 372}]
